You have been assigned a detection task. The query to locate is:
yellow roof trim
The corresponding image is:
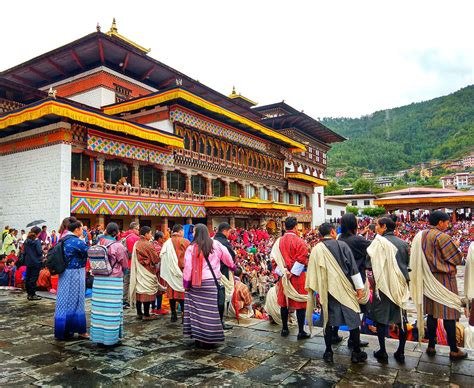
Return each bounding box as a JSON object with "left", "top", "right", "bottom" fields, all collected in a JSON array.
[
  {"left": 374, "top": 196, "right": 474, "bottom": 206},
  {"left": 287, "top": 172, "right": 328, "bottom": 187},
  {"left": 228, "top": 92, "right": 258, "bottom": 106},
  {"left": 103, "top": 89, "right": 306, "bottom": 152},
  {"left": 0, "top": 99, "right": 183, "bottom": 148},
  {"left": 204, "top": 196, "right": 302, "bottom": 212}
]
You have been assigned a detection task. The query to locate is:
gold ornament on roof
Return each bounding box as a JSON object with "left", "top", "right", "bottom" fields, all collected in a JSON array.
[{"left": 105, "top": 18, "right": 151, "bottom": 54}]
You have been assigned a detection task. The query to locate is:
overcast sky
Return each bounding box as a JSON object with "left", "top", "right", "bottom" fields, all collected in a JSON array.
[{"left": 1, "top": 0, "right": 473, "bottom": 117}]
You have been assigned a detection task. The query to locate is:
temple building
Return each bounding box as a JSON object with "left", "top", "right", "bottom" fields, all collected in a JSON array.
[{"left": 0, "top": 21, "right": 344, "bottom": 232}]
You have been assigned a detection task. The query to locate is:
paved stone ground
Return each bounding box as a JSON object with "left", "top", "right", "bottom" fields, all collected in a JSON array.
[{"left": 0, "top": 289, "right": 473, "bottom": 387}]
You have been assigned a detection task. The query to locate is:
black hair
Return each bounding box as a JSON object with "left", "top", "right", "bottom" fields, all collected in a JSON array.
[
  {"left": 105, "top": 222, "right": 120, "bottom": 238},
  {"left": 172, "top": 224, "right": 183, "bottom": 234},
  {"left": 340, "top": 213, "right": 357, "bottom": 236},
  {"left": 284, "top": 217, "right": 298, "bottom": 231},
  {"left": 67, "top": 220, "right": 83, "bottom": 232},
  {"left": 234, "top": 267, "right": 243, "bottom": 277},
  {"left": 217, "top": 222, "right": 231, "bottom": 234},
  {"left": 319, "top": 222, "right": 335, "bottom": 237},
  {"left": 140, "top": 226, "right": 152, "bottom": 236},
  {"left": 377, "top": 214, "right": 397, "bottom": 232},
  {"left": 154, "top": 231, "right": 164, "bottom": 240},
  {"left": 59, "top": 216, "right": 77, "bottom": 234},
  {"left": 192, "top": 223, "right": 214, "bottom": 258},
  {"left": 429, "top": 211, "right": 450, "bottom": 226},
  {"left": 5, "top": 258, "right": 14, "bottom": 265}
]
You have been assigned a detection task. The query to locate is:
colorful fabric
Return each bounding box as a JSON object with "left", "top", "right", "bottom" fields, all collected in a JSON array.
[
  {"left": 183, "top": 279, "right": 224, "bottom": 344},
  {"left": 129, "top": 241, "right": 159, "bottom": 305},
  {"left": 54, "top": 268, "right": 86, "bottom": 339},
  {"left": 90, "top": 277, "right": 124, "bottom": 345},
  {"left": 161, "top": 238, "right": 185, "bottom": 297},
  {"left": 191, "top": 245, "right": 204, "bottom": 287},
  {"left": 421, "top": 227, "right": 464, "bottom": 320}
]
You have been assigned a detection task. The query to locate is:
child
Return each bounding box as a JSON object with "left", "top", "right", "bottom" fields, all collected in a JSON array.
[{"left": 0, "top": 258, "right": 16, "bottom": 287}]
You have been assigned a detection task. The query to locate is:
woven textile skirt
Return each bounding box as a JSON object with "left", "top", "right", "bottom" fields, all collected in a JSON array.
[
  {"left": 54, "top": 268, "right": 86, "bottom": 339},
  {"left": 90, "top": 276, "right": 124, "bottom": 345},
  {"left": 183, "top": 279, "right": 224, "bottom": 344}
]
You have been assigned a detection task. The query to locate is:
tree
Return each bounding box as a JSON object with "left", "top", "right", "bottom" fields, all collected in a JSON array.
[
  {"left": 325, "top": 180, "right": 344, "bottom": 195},
  {"left": 346, "top": 205, "right": 359, "bottom": 215},
  {"left": 353, "top": 178, "right": 374, "bottom": 194},
  {"left": 362, "top": 206, "right": 386, "bottom": 217}
]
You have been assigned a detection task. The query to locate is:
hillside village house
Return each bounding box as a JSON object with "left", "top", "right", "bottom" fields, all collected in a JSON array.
[{"left": 0, "top": 21, "right": 345, "bottom": 232}]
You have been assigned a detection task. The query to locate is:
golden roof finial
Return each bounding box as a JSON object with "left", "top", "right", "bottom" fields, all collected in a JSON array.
[
  {"left": 231, "top": 85, "right": 236, "bottom": 95},
  {"left": 110, "top": 18, "right": 118, "bottom": 33}
]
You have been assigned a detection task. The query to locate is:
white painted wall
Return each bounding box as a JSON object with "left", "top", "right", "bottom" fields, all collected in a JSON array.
[
  {"left": 69, "top": 87, "right": 116, "bottom": 109},
  {"left": 0, "top": 144, "right": 71, "bottom": 231},
  {"left": 312, "top": 186, "right": 325, "bottom": 227},
  {"left": 146, "top": 119, "right": 175, "bottom": 134},
  {"left": 325, "top": 202, "right": 347, "bottom": 221}
]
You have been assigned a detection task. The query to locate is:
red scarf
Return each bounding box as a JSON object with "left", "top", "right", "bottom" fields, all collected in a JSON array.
[{"left": 191, "top": 244, "right": 204, "bottom": 287}]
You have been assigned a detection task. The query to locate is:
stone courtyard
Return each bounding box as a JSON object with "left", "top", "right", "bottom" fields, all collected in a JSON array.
[{"left": 0, "top": 290, "right": 473, "bottom": 387}]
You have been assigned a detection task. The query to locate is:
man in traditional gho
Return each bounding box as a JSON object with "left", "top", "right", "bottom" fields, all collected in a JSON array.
[
  {"left": 213, "top": 222, "right": 236, "bottom": 330},
  {"left": 306, "top": 223, "right": 367, "bottom": 363},
  {"left": 367, "top": 215, "right": 410, "bottom": 362},
  {"left": 229, "top": 267, "right": 253, "bottom": 319},
  {"left": 160, "top": 224, "right": 190, "bottom": 322},
  {"left": 410, "top": 211, "right": 467, "bottom": 360},
  {"left": 271, "top": 217, "right": 310, "bottom": 340}
]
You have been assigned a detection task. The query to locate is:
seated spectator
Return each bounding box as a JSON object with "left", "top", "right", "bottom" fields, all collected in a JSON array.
[
  {"left": 230, "top": 267, "right": 253, "bottom": 319},
  {"left": 0, "top": 258, "right": 16, "bottom": 287}
]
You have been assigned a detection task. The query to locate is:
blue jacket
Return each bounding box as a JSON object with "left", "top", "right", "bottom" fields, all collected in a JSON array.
[{"left": 24, "top": 238, "right": 43, "bottom": 268}]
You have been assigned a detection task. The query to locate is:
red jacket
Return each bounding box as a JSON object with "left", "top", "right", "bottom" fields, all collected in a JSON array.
[{"left": 120, "top": 229, "right": 140, "bottom": 266}]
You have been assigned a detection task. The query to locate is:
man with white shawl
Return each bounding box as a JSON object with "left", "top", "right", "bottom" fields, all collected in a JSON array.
[
  {"left": 464, "top": 242, "right": 474, "bottom": 349},
  {"left": 306, "top": 222, "right": 367, "bottom": 364},
  {"left": 160, "top": 224, "right": 190, "bottom": 322},
  {"left": 410, "top": 211, "right": 466, "bottom": 360},
  {"left": 367, "top": 215, "right": 410, "bottom": 363},
  {"left": 270, "top": 217, "right": 309, "bottom": 340}
]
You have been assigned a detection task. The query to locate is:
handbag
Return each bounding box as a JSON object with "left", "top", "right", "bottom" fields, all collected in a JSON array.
[{"left": 203, "top": 254, "right": 226, "bottom": 310}]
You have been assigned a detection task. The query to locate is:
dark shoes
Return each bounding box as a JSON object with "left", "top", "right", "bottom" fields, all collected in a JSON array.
[
  {"left": 373, "top": 349, "right": 389, "bottom": 362},
  {"left": 323, "top": 351, "right": 334, "bottom": 363},
  {"left": 170, "top": 312, "right": 178, "bottom": 322},
  {"left": 426, "top": 347, "right": 436, "bottom": 357},
  {"left": 297, "top": 332, "right": 311, "bottom": 340},
  {"left": 27, "top": 295, "right": 42, "bottom": 301},
  {"left": 280, "top": 329, "right": 290, "bottom": 337},
  {"left": 222, "top": 323, "right": 233, "bottom": 330},
  {"left": 351, "top": 350, "right": 368, "bottom": 363},
  {"left": 331, "top": 335, "right": 343, "bottom": 344},
  {"left": 394, "top": 351, "right": 405, "bottom": 363},
  {"left": 449, "top": 349, "right": 468, "bottom": 360},
  {"left": 348, "top": 339, "right": 369, "bottom": 348}
]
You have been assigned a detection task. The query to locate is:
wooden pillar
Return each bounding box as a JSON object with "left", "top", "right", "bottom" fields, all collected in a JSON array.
[
  {"left": 161, "top": 217, "right": 168, "bottom": 233},
  {"left": 452, "top": 209, "right": 457, "bottom": 222},
  {"left": 97, "top": 215, "right": 105, "bottom": 229},
  {"left": 207, "top": 216, "right": 213, "bottom": 232},
  {"left": 206, "top": 177, "right": 213, "bottom": 197},
  {"left": 230, "top": 216, "right": 236, "bottom": 229},
  {"left": 240, "top": 183, "right": 246, "bottom": 198},
  {"left": 267, "top": 187, "right": 273, "bottom": 201},
  {"left": 131, "top": 162, "right": 140, "bottom": 186},
  {"left": 224, "top": 180, "right": 231, "bottom": 197},
  {"left": 96, "top": 156, "right": 105, "bottom": 183},
  {"left": 185, "top": 173, "right": 192, "bottom": 194},
  {"left": 289, "top": 192, "right": 295, "bottom": 205},
  {"left": 161, "top": 169, "right": 168, "bottom": 191}
]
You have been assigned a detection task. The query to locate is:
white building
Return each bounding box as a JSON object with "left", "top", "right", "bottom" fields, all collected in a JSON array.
[
  {"left": 325, "top": 194, "right": 377, "bottom": 211},
  {"left": 325, "top": 198, "right": 349, "bottom": 221}
]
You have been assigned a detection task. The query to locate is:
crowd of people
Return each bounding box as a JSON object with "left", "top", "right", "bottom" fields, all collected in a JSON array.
[{"left": 0, "top": 212, "right": 473, "bottom": 361}]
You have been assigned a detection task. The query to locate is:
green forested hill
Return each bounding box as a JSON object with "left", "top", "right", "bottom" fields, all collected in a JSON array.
[{"left": 322, "top": 85, "right": 474, "bottom": 175}]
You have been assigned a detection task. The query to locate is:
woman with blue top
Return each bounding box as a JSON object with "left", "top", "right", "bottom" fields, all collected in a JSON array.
[{"left": 54, "top": 218, "right": 89, "bottom": 340}]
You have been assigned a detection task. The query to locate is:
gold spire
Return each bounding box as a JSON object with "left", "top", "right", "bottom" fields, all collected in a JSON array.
[
  {"left": 105, "top": 18, "right": 151, "bottom": 54},
  {"left": 231, "top": 85, "right": 237, "bottom": 95}
]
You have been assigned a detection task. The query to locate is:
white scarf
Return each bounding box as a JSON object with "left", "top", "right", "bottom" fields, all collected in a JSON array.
[
  {"left": 305, "top": 241, "right": 361, "bottom": 332},
  {"left": 160, "top": 238, "right": 185, "bottom": 293},
  {"left": 465, "top": 242, "right": 474, "bottom": 301},
  {"left": 409, "top": 230, "right": 463, "bottom": 341},
  {"left": 270, "top": 237, "right": 307, "bottom": 303},
  {"left": 367, "top": 234, "right": 409, "bottom": 310},
  {"left": 129, "top": 244, "right": 159, "bottom": 305}
]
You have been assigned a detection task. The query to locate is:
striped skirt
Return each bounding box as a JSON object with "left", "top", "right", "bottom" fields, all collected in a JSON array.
[
  {"left": 423, "top": 272, "right": 460, "bottom": 320},
  {"left": 183, "top": 279, "right": 224, "bottom": 344},
  {"left": 90, "top": 277, "right": 124, "bottom": 345},
  {"left": 54, "top": 268, "right": 86, "bottom": 339}
]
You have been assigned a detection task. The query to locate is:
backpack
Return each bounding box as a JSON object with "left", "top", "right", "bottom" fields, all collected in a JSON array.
[
  {"left": 46, "top": 235, "right": 75, "bottom": 275},
  {"left": 120, "top": 234, "right": 133, "bottom": 259},
  {"left": 88, "top": 240, "right": 118, "bottom": 276}
]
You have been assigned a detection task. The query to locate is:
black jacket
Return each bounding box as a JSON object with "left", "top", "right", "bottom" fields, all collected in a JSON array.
[
  {"left": 214, "top": 232, "right": 235, "bottom": 277},
  {"left": 24, "top": 238, "right": 43, "bottom": 268}
]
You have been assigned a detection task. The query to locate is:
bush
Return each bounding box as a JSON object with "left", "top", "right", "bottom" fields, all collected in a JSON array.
[
  {"left": 346, "top": 205, "right": 359, "bottom": 215},
  {"left": 362, "top": 206, "right": 386, "bottom": 217}
]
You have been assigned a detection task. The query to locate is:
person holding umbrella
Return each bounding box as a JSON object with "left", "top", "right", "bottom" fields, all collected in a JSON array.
[{"left": 24, "top": 226, "right": 44, "bottom": 301}]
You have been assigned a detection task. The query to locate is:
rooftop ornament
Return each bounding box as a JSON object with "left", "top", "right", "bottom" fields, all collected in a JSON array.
[{"left": 105, "top": 18, "right": 151, "bottom": 54}]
